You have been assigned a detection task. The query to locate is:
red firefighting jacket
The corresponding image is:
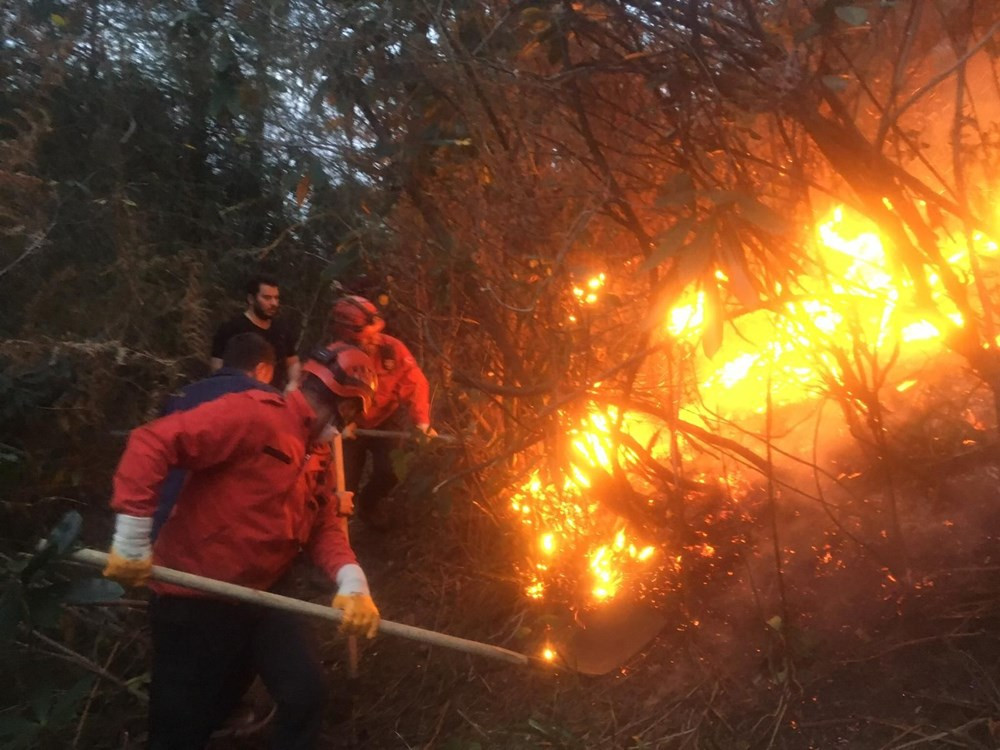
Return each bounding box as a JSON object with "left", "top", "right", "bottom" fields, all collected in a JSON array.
[
  {"left": 111, "top": 389, "right": 356, "bottom": 596},
  {"left": 359, "top": 333, "right": 430, "bottom": 429}
]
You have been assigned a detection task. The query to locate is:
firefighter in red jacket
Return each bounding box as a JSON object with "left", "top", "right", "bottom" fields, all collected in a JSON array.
[
  {"left": 328, "top": 296, "right": 432, "bottom": 529},
  {"left": 103, "top": 343, "right": 379, "bottom": 750}
]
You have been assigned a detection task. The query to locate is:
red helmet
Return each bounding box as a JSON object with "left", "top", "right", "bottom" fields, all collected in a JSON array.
[
  {"left": 301, "top": 343, "right": 377, "bottom": 415},
  {"left": 329, "top": 296, "right": 385, "bottom": 342}
]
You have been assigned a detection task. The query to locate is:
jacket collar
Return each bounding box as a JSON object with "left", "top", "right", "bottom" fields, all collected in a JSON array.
[{"left": 211, "top": 366, "right": 250, "bottom": 378}]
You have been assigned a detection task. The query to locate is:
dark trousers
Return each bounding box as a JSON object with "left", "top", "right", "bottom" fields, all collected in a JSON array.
[
  {"left": 342, "top": 434, "right": 401, "bottom": 514},
  {"left": 149, "top": 596, "right": 326, "bottom": 750}
]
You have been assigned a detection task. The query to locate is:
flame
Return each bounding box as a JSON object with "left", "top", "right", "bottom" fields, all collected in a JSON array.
[
  {"left": 668, "top": 291, "right": 705, "bottom": 336},
  {"left": 666, "top": 204, "right": 998, "bottom": 414},
  {"left": 513, "top": 203, "right": 999, "bottom": 610},
  {"left": 510, "top": 404, "right": 659, "bottom": 603}
]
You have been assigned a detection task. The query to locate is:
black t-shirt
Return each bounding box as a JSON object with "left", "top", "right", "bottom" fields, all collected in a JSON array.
[{"left": 211, "top": 314, "right": 298, "bottom": 389}]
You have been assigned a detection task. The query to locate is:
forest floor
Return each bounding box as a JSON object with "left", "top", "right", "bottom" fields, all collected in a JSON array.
[
  {"left": 205, "top": 459, "right": 1000, "bottom": 750},
  {"left": 3, "top": 439, "right": 1000, "bottom": 749}
]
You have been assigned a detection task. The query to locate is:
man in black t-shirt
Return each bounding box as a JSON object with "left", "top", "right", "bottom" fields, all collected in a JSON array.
[{"left": 211, "top": 275, "right": 301, "bottom": 390}]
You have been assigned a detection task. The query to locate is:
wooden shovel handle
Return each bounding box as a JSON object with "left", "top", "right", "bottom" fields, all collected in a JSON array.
[{"left": 69, "top": 548, "right": 531, "bottom": 668}]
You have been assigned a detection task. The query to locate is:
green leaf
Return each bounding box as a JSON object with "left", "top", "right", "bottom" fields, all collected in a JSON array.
[
  {"left": 737, "top": 198, "right": 790, "bottom": 235},
  {"left": 49, "top": 13, "right": 68, "bottom": 27},
  {"left": 61, "top": 578, "right": 124, "bottom": 605},
  {"left": 208, "top": 86, "right": 228, "bottom": 118},
  {"left": 29, "top": 683, "right": 53, "bottom": 724},
  {"left": 521, "top": 7, "right": 552, "bottom": 34},
  {"left": 0, "top": 716, "right": 38, "bottom": 744},
  {"left": 702, "top": 282, "right": 724, "bottom": 359},
  {"left": 655, "top": 190, "right": 696, "bottom": 209},
  {"left": 320, "top": 246, "right": 360, "bottom": 282},
  {"left": 793, "top": 22, "right": 823, "bottom": 43},
  {"left": 208, "top": 82, "right": 239, "bottom": 118},
  {"left": 835, "top": 6, "right": 868, "bottom": 26},
  {"left": 526, "top": 716, "right": 576, "bottom": 742},
  {"left": 390, "top": 448, "right": 415, "bottom": 483},
  {"left": 546, "top": 35, "right": 563, "bottom": 66},
  {"left": 655, "top": 172, "right": 695, "bottom": 208},
  {"left": 168, "top": 9, "right": 200, "bottom": 30},
  {"left": 705, "top": 189, "right": 741, "bottom": 206},
  {"left": 431, "top": 485, "right": 454, "bottom": 516},
  {"left": 821, "top": 74, "right": 848, "bottom": 91},
  {"left": 20, "top": 511, "right": 81, "bottom": 582},
  {"left": 308, "top": 161, "right": 329, "bottom": 189},
  {"left": 721, "top": 251, "right": 761, "bottom": 309},
  {"left": 643, "top": 227, "right": 715, "bottom": 331},
  {"left": 47, "top": 677, "right": 95, "bottom": 728},
  {"left": 641, "top": 218, "right": 694, "bottom": 271},
  {"left": 25, "top": 587, "right": 64, "bottom": 631},
  {"left": 664, "top": 171, "right": 693, "bottom": 192},
  {"left": 48, "top": 511, "right": 82, "bottom": 556},
  {"left": 672, "top": 227, "right": 716, "bottom": 286},
  {"left": 0, "top": 581, "right": 25, "bottom": 649}
]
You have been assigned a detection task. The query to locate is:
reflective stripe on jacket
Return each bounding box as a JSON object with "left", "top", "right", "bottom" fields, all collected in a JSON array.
[{"left": 111, "top": 389, "right": 356, "bottom": 596}]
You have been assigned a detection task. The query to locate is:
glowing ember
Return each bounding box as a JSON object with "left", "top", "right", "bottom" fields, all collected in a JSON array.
[
  {"left": 571, "top": 274, "right": 605, "bottom": 307},
  {"left": 540, "top": 533, "right": 556, "bottom": 554}
]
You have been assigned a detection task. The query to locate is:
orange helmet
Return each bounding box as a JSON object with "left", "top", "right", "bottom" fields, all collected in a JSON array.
[
  {"left": 301, "top": 343, "right": 377, "bottom": 415},
  {"left": 329, "top": 296, "right": 385, "bottom": 343}
]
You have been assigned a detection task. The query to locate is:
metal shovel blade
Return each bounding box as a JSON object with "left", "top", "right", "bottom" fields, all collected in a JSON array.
[{"left": 559, "top": 599, "right": 668, "bottom": 676}]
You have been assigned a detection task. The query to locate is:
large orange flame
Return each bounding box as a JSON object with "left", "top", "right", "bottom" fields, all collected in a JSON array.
[{"left": 511, "top": 204, "right": 999, "bottom": 606}]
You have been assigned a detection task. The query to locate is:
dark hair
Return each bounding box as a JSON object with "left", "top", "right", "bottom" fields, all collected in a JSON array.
[
  {"left": 298, "top": 372, "right": 328, "bottom": 400},
  {"left": 245, "top": 274, "right": 280, "bottom": 297},
  {"left": 221, "top": 333, "right": 276, "bottom": 371},
  {"left": 298, "top": 372, "right": 341, "bottom": 413}
]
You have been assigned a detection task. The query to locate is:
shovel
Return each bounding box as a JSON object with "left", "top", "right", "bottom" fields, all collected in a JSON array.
[
  {"left": 31, "top": 514, "right": 667, "bottom": 676},
  {"left": 68, "top": 549, "right": 667, "bottom": 677},
  {"left": 559, "top": 599, "right": 669, "bottom": 676},
  {"left": 67, "top": 547, "right": 544, "bottom": 668}
]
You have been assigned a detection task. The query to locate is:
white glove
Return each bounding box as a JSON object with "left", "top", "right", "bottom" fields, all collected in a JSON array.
[
  {"left": 104, "top": 514, "right": 153, "bottom": 587},
  {"left": 110, "top": 514, "right": 152, "bottom": 560},
  {"left": 335, "top": 563, "right": 370, "bottom": 596}
]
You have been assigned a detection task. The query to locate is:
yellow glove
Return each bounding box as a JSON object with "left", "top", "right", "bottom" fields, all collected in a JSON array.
[
  {"left": 103, "top": 513, "right": 153, "bottom": 587},
  {"left": 103, "top": 549, "right": 152, "bottom": 587},
  {"left": 332, "top": 593, "right": 380, "bottom": 639}
]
